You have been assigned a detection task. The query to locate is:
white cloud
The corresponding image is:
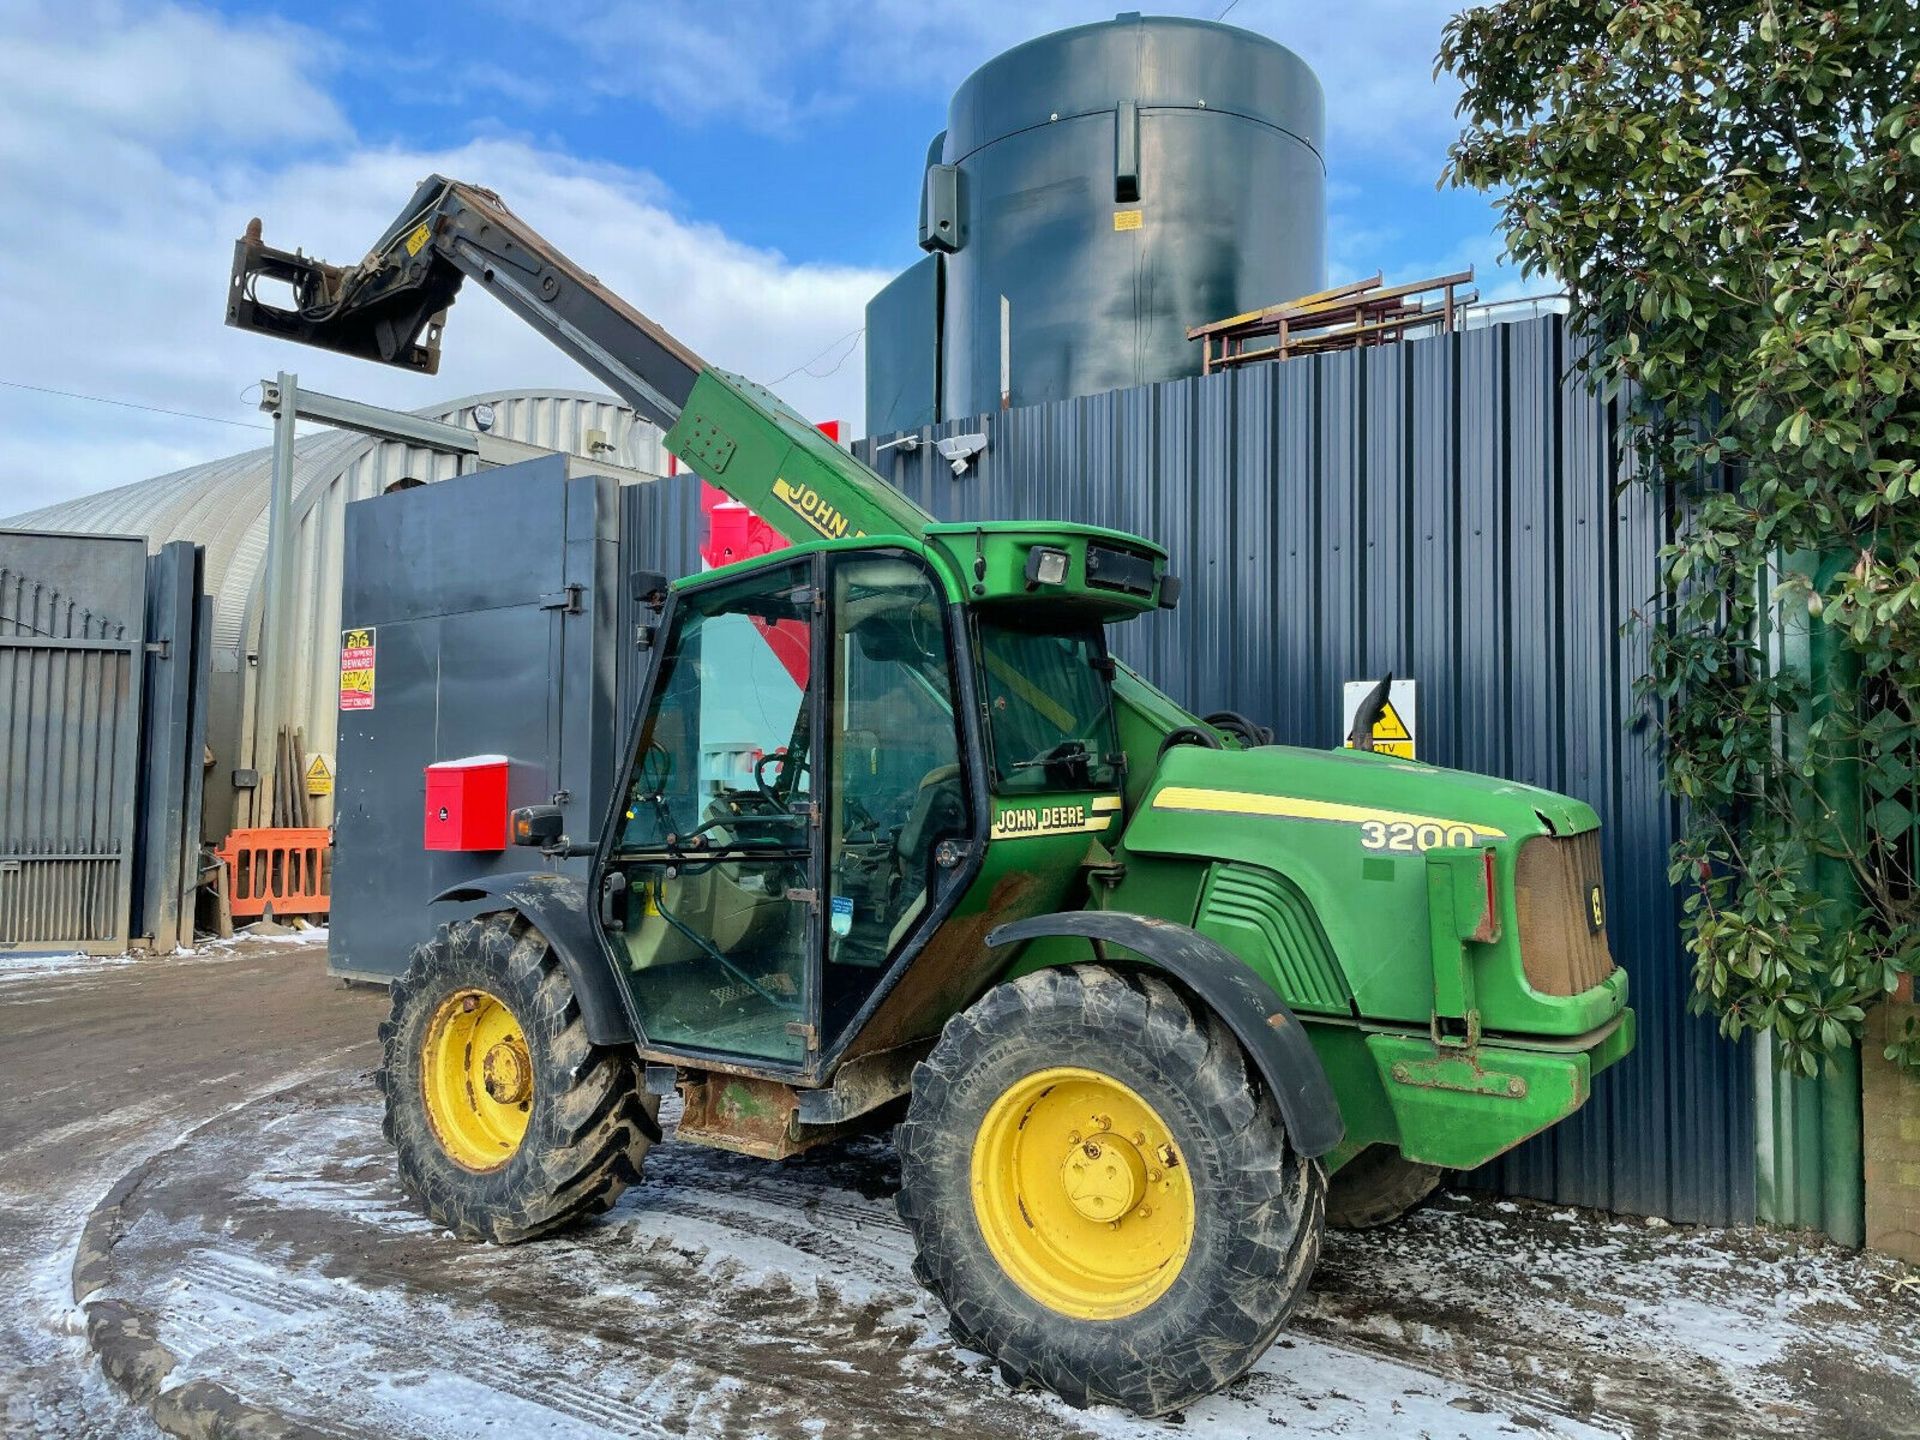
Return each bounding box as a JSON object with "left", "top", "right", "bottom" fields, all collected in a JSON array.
[
  {"left": 0, "top": 2, "right": 347, "bottom": 146},
  {"left": 0, "top": 0, "right": 1510, "bottom": 517},
  {"left": 0, "top": 5, "right": 889, "bottom": 515},
  {"left": 517, "top": 0, "right": 1467, "bottom": 171}
]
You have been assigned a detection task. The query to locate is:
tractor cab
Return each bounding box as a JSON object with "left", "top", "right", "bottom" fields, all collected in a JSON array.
[{"left": 594, "top": 527, "right": 1155, "bottom": 1077}]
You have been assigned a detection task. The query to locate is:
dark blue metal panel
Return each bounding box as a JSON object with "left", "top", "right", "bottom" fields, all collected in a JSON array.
[
  {"left": 618, "top": 472, "right": 703, "bottom": 721},
  {"left": 134, "top": 541, "right": 211, "bottom": 953},
  {"left": 859, "top": 314, "right": 1754, "bottom": 1225}
]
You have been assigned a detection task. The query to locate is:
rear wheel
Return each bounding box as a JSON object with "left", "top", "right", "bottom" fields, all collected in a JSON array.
[
  {"left": 1326, "top": 1144, "right": 1444, "bottom": 1229},
  {"left": 896, "top": 964, "right": 1325, "bottom": 1416},
  {"left": 377, "top": 912, "right": 658, "bottom": 1243}
]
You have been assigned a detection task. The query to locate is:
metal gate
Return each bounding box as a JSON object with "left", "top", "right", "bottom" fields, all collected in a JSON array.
[{"left": 0, "top": 530, "right": 150, "bottom": 953}]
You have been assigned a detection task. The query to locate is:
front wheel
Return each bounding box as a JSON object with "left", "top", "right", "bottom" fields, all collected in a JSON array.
[
  {"left": 377, "top": 912, "right": 658, "bottom": 1243},
  {"left": 896, "top": 964, "right": 1326, "bottom": 1416}
]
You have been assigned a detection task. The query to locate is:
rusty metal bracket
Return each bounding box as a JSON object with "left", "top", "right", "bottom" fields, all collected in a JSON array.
[{"left": 1389, "top": 1050, "right": 1530, "bottom": 1101}]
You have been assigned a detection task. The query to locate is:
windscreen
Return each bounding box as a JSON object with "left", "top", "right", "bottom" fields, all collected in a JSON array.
[{"left": 975, "top": 620, "right": 1121, "bottom": 794}]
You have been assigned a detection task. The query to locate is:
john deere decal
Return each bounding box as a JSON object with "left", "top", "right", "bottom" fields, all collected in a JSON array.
[
  {"left": 772, "top": 477, "right": 864, "bottom": 542},
  {"left": 1151, "top": 787, "right": 1503, "bottom": 852},
  {"left": 990, "top": 796, "right": 1122, "bottom": 840}
]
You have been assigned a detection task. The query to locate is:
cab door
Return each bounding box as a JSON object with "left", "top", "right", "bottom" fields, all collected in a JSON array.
[
  {"left": 600, "top": 558, "right": 822, "bottom": 1069},
  {"left": 820, "top": 550, "right": 970, "bottom": 1044}
]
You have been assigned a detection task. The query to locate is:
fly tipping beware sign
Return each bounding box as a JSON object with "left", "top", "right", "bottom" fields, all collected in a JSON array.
[
  {"left": 339, "top": 627, "right": 376, "bottom": 712},
  {"left": 1342, "top": 679, "right": 1416, "bottom": 760}
]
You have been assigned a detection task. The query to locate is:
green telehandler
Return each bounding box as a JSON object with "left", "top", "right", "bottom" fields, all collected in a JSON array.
[{"left": 227, "top": 178, "right": 1633, "bottom": 1416}]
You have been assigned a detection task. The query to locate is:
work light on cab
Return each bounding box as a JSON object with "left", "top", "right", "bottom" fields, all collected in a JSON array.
[{"left": 1024, "top": 545, "right": 1070, "bottom": 588}]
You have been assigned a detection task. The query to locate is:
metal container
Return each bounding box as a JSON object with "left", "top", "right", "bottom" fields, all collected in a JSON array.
[
  {"left": 329, "top": 460, "right": 700, "bottom": 981},
  {"left": 924, "top": 12, "right": 1325, "bottom": 419}
]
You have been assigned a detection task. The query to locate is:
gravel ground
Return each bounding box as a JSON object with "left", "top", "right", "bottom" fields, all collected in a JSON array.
[{"left": 4, "top": 939, "right": 1918, "bottom": 1439}]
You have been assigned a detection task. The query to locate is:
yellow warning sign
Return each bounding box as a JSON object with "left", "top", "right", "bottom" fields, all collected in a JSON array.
[
  {"left": 305, "top": 754, "right": 334, "bottom": 797},
  {"left": 1369, "top": 700, "right": 1414, "bottom": 758},
  {"left": 1113, "top": 209, "right": 1143, "bottom": 231},
  {"left": 1342, "top": 679, "right": 1418, "bottom": 760}
]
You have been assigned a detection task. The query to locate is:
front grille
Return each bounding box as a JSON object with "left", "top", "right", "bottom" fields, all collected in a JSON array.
[{"left": 1513, "top": 831, "right": 1615, "bottom": 996}]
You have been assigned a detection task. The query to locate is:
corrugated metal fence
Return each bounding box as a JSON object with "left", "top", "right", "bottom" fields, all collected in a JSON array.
[
  {"left": 0, "top": 531, "right": 149, "bottom": 952},
  {"left": 1, "top": 531, "right": 213, "bottom": 955},
  {"left": 858, "top": 314, "right": 1754, "bottom": 1225}
]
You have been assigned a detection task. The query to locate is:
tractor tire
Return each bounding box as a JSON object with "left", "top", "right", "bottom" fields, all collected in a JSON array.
[
  {"left": 376, "top": 912, "right": 658, "bottom": 1244},
  {"left": 896, "top": 964, "right": 1325, "bottom": 1417},
  {"left": 1326, "top": 1144, "right": 1444, "bottom": 1230}
]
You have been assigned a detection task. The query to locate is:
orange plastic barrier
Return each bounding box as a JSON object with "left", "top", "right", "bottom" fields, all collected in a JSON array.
[{"left": 216, "top": 827, "right": 331, "bottom": 920}]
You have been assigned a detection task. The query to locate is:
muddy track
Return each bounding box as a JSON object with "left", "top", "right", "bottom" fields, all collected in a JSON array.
[{"left": 73, "top": 1062, "right": 1920, "bottom": 1439}]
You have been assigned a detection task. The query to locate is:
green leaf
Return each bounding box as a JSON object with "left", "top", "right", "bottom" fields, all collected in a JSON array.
[{"left": 1437, "top": 3, "right": 1920, "bottom": 1078}]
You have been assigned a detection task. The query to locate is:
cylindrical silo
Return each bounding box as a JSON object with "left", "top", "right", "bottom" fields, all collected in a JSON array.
[{"left": 924, "top": 12, "right": 1326, "bottom": 419}]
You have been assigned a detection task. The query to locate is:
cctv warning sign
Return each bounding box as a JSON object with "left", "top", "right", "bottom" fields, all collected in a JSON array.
[
  {"left": 339, "top": 627, "right": 376, "bottom": 712},
  {"left": 1342, "top": 679, "right": 1417, "bottom": 760}
]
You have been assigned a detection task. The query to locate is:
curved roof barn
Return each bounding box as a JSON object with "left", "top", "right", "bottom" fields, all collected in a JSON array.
[{"left": 4, "top": 388, "right": 665, "bottom": 838}]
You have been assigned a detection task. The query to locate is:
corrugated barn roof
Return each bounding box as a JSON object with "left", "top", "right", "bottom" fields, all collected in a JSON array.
[
  {"left": 5, "top": 389, "right": 663, "bottom": 648},
  {"left": 3, "top": 388, "right": 666, "bottom": 838}
]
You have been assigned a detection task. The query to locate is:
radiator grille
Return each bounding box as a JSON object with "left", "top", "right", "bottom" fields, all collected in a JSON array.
[{"left": 1513, "top": 831, "right": 1615, "bottom": 997}]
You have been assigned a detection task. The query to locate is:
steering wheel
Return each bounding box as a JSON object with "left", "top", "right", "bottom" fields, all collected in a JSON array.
[{"left": 1204, "top": 710, "right": 1274, "bottom": 748}]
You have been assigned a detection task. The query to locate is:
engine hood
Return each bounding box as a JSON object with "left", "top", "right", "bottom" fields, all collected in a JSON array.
[{"left": 1124, "top": 743, "right": 1597, "bottom": 861}]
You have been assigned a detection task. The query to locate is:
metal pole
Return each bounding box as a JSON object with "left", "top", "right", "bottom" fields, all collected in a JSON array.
[
  {"left": 1809, "top": 546, "right": 1866, "bottom": 1248},
  {"left": 999, "top": 295, "right": 1011, "bottom": 411},
  {"left": 254, "top": 371, "right": 297, "bottom": 827}
]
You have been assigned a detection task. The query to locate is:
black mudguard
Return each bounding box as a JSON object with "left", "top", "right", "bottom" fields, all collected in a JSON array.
[
  {"left": 986, "top": 911, "right": 1345, "bottom": 1159},
  {"left": 430, "top": 871, "right": 635, "bottom": 1047}
]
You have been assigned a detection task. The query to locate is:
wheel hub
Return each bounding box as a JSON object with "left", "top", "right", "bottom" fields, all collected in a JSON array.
[
  {"left": 482, "top": 1038, "right": 532, "bottom": 1106},
  {"left": 971, "top": 1067, "right": 1194, "bottom": 1320},
  {"left": 1059, "top": 1133, "right": 1147, "bottom": 1222},
  {"left": 420, "top": 987, "right": 533, "bottom": 1171}
]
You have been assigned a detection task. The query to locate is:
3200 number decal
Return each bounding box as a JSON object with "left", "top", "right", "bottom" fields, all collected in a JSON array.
[{"left": 1360, "top": 819, "right": 1483, "bottom": 853}]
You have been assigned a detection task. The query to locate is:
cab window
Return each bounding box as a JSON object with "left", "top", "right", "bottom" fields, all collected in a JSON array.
[{"left": 975, "top": 620, "right": 1121, "bottom": 794}]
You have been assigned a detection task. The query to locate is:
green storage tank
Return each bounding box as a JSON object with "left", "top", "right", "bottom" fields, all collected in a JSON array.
[{"left": 865, "top": 11, "right": 1326, "bottom": 434}]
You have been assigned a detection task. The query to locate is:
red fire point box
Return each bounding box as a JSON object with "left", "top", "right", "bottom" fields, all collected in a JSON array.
[{"left": 424, "top": 755, "right": 510, "bottom": 852}]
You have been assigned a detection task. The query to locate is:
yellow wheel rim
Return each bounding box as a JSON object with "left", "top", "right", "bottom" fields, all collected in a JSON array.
[
  {"left": 970, "top": 1066, "right": 1194, "bottom": 1320},
  {"left": 420, "top": 987, "right": 533, "bottom": 1171}
]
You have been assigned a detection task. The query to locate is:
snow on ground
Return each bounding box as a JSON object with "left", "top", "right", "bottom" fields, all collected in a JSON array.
[
  {"left": 0, "top": 949, "right": 137, "bottom": 984},
  {"left": 91, "top": 1074, "right": 1920, "bottom": 1440},
  {"left": 0, "top": 925, "right": 328, "bottom": 988}
]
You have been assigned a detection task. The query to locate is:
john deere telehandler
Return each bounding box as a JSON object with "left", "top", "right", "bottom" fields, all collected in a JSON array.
[{"left": 227, "top": 178, "right": 1633, "bottom": 1416}]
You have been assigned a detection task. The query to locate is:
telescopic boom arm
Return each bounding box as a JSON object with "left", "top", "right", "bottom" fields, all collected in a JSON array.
[{"left": 226, "top": 174, "right": 937, "bottom": 548}]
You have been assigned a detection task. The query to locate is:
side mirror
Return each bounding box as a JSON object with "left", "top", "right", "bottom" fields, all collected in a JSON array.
[
  {"left": 511, "top": 805, "right": 566, "bottom": 848},
  {"left": 629, "top": 568, "right": 669, "bottom": 608}
]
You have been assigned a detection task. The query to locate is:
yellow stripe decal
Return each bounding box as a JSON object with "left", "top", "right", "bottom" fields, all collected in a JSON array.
[{"left": 1152, "top": 786, "right": 1505, "bottom": 839}]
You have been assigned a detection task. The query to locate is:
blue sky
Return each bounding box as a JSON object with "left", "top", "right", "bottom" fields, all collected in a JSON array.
[{"left": 0, "top": 1, "right": 1525, "bottom": 513}]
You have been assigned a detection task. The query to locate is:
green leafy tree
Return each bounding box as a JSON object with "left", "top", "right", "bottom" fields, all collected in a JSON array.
[{"left": 1438, "top": 2, "right": 1920, "bottom": 1074}]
